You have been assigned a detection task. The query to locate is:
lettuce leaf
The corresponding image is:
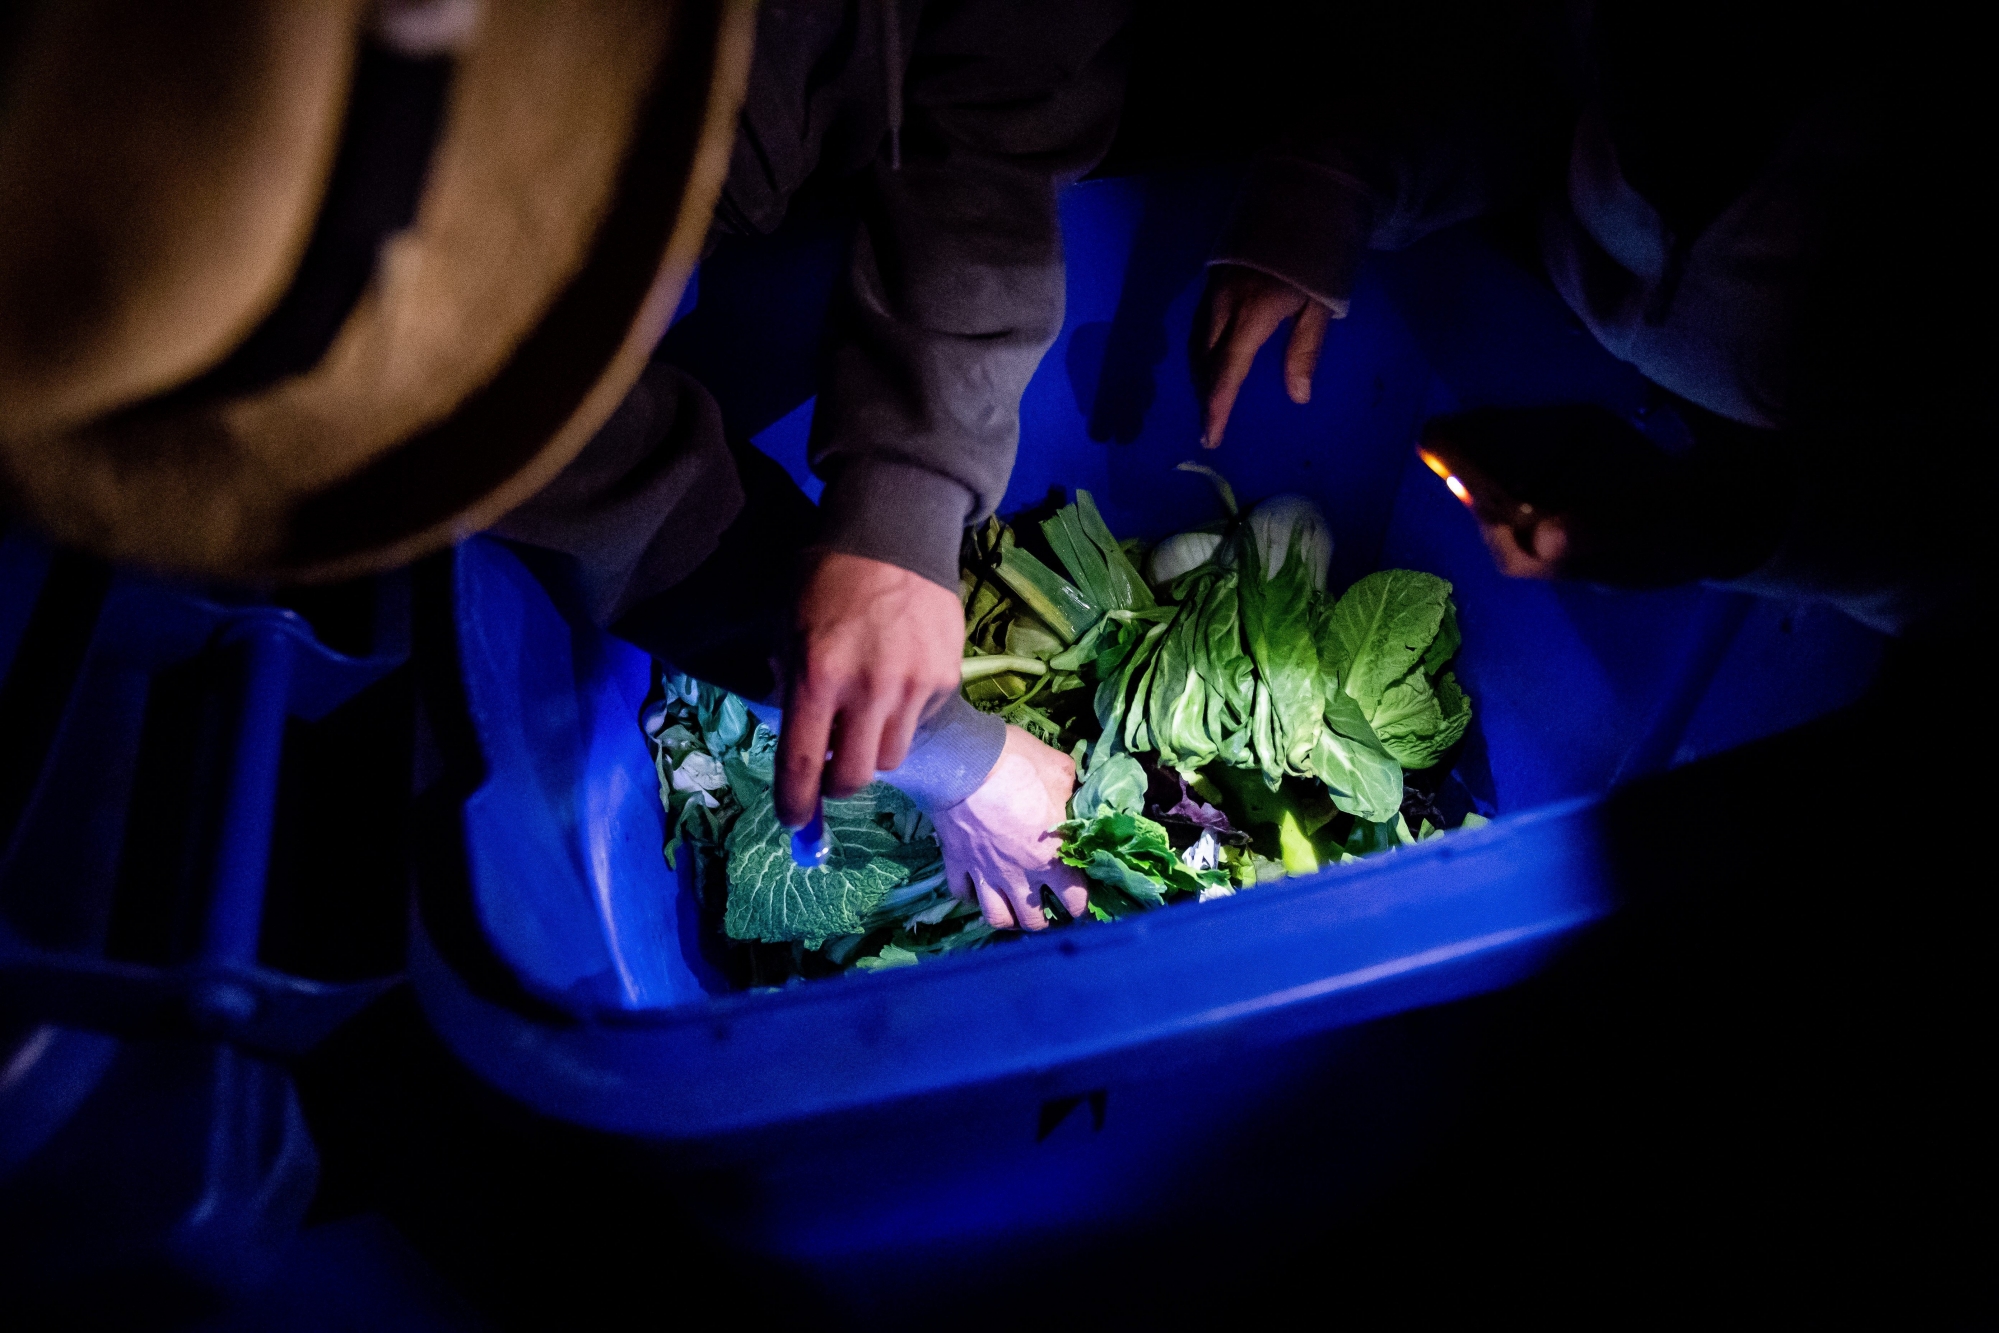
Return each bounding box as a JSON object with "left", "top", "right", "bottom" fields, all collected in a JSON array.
[
  {"left": 1369, "top": 668, "right": 1473, "bottom": 770},
  {"left": 1314, "top": 688, "right": 1405, "bottom": 822},
  {"left": 1322, "top": 570, "right": 1451, "bottom": 714},
  {"left": 1238, "top": 527, "right": 1326, "bottom": 787},
  {"left": 1318, "top": 569, "right": 1471, "bottom": 775},
  {"left": 1057, "top": 810, "right": 1228, "bottom": 908},
  {"left": 1422, "top": 600, "right": 1462, "bottom": 676},
  {"left": 1073, "top": 753, "right": 1147, "bottom": 820}
]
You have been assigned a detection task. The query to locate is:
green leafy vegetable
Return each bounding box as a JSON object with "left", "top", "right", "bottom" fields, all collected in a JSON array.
[
  {"left": 1042, "top": 490, "right": 1156, "bottom": 615},
  {"left": 1238, "top": 525, "right": 1326, "bottom": 787},
  {"left": 1319, "top": 569, "right": 1471, "bottom": 773},
  {"left": 1058, "top": 810, "right": 1227, "bottom": 911},
  {"left": 961, "top": 654, "right": 1050, "bottom": 683},
  {"left": 993, "top": 543, "right": 1099, "bottom": 644},
  {"left": 721, "top": 780, "right": 939, "bottom": 944},
  {"left": 1312, "top": 687, "right": 1405, "bottom": 824},
  {"left": 1205, "top": 764, "right": 1343, "bottom": 877},
  {"left": 1322, "top": 569, "right": 1451, "bottom": 714},
  {"left": 1073, "top": 753, "right": 1147, "bottom": 820},
  {"left": 650, "top": 469, "right": 1485, "bottom": 989}
]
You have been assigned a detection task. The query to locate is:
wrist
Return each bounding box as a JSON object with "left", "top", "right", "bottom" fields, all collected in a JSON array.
[
  {"left": 883, "top": 693, "right": 1007, "bottom": 813},
  {"left": 817, "top": 458, "right": 973, "bottom": 593},
  {"left": 1211, "top": 151, "right": 1377, "bottom": 314}
]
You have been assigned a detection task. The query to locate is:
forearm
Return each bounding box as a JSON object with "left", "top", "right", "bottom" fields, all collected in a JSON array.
[
  {"left": 810, "top": 0, "right": 1132, "bottom": 591},
  {"left": 811, "top": 199, "right": 1063, "bottom": 589}
]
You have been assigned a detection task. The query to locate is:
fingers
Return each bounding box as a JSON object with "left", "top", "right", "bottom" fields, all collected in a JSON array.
[
  {"left": 1284, "top": 301, "right": 1331, "bottom": 404},
  {"left": 994, "top": 862, "right": 1047, "bottom": 932},
  {"left": 963, "top": 860, "right": 1085, "bottom": 932},
  {"left": 1047, "top": 862, "right": 1090, "bottom": 921},
  {"left": 871, "top": 682, "right": 926, "bottom": 775},
  {"left": 1200, "top": 298, "right": 1293, "bottom": 450},
  {"left": 1194, "top": 268, "right": 1330, "bottom": 448},
  {"left": 1530, "top": 516, "right": 1570, "bottom": 567},
  {"left": 773, "top": 682, "right": 834, "bottom": 828},
  {"left": 786, "top": 552, "right": 963, "bottom": 803},
  {"left": 1479, "top": 517, "right": 1566, "bottom": 580},
  {"left": 971, "top": 871, "right": 1017, "bottom": 929},
  {"left": 966, "top": 861, "right": 1063, "bottom": 932},
  {"left": 823, "top": 698, "right": 891, "bottom": 799},
  {"left": 1200, "top": 318, "right": 1261, "bottom": 450},
  {"left": 1204, "top": 281, "right": 1237, "bottom": 352}
]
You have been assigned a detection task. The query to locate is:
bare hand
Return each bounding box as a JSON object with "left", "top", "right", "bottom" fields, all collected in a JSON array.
[
  {"left": 932, "top": 725, "right": 1089, "bottom": 931},
  {"left": 1191, "top": 265, "right": 1335, "bottom": 449},
  {"left": 1479, "top": 514, "right": 1569, "bottom": 579},
  {"left": 775, "top": 552, "right": 965, "bottom": 828}
]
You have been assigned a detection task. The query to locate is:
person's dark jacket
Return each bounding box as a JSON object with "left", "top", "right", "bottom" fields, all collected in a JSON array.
[
  {"left": 723, "top": 0, "right": 1133, "bottom": 592},
  {"left": 1208, "top": 2, "right": 1970, "bottom": 633}
]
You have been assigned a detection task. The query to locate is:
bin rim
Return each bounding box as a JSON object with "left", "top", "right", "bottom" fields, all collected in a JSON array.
[{"left": 411, "top": 794, "right": 1613, "bottom": 1143}]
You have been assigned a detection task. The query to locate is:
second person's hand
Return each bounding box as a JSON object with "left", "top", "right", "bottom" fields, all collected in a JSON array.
[
  {"left": 1191, "top": 264, "right": 1335, "bottom": 449},
  {"left": 932, "top": 724, "right": 1089, "bottom": 931}
]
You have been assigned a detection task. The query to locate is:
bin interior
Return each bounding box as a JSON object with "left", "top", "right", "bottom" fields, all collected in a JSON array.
[
  {"left": 447, "top": 171, "right": 1885, "bottom": 1023},
  {"left": 412, "top": 171, "right": 1893, "bottom": 1297}
]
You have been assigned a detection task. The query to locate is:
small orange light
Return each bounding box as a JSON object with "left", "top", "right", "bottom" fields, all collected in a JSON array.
[{"left": 1418, "top": 447, "right": 1476, "bottom": 508}]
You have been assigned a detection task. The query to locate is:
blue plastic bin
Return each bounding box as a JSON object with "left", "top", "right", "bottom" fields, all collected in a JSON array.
[
  {"left": 409, "top": 174, "right": 1885, "bottom": 1298},
  {"left": 0, "top": 539, "right": 408, "bottom": 1298}
]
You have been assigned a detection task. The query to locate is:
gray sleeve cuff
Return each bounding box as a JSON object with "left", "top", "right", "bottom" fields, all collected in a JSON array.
[
  {"left": 1210, "top": 152, "right": 1379, "bottom": 312},
  {"left": 818, "top": 457, "right": 974, "bottom": 593},
  {"left": 880, "top": 691, "right": 1006, "bottom": 812}
]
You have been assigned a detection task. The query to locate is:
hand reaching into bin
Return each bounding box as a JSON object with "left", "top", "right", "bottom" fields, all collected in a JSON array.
[
  {"left": 931, "top": 725, "right": 1090, "bottom": 932},
  {"left": 776, "top": 552, "right": 967, "bottom": 827},
  {"left": 1192, "top": 265, "right": 1337, "bottom": 450},
  {"left": 774, "top": 551, "right": 1086, "bottom": 930}
]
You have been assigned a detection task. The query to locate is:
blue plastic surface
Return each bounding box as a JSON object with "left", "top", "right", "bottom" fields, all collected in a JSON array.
[
  {"left": 413, "top": 173, "right": 1887, "bottom": 1276},
  {"left": 2, "top": 537, "right": 407, "bottom": 1292},
  {"left": 1, "top": 536, "right": 409, "bottom": 1018}
]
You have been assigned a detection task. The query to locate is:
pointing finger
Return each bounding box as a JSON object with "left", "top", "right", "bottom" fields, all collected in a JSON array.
[
  {"left": 1201, "top": 314, "right": 1264, "bottom": 449},
  {"left": 774, "top": 680, "right": 836, "bottom": 828}
]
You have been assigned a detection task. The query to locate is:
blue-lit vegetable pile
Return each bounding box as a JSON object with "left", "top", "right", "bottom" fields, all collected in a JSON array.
[{"left": 647, "top": 465, "right": 1485, "bottom": 986}]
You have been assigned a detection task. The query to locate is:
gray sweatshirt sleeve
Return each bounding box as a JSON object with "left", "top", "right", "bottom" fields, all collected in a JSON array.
[
  {"left": 747, "top": 690, "right": 1007, "bottom": 812},
  {"left": 808, "top": 0, "right": 1133, "bottom": 591},
  {"left": 883, "top": 690, "right": 1007, "bottom": 811}
]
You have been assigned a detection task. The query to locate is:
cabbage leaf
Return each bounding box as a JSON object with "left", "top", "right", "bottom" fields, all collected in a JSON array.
[{"left": 722, "top": 781, "right": 939, "bottom": 944}]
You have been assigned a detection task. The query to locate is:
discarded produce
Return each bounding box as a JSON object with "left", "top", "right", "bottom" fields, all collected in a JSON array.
[{"left": 648, "top": 467, "right": 1487, "bottom": 987}]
